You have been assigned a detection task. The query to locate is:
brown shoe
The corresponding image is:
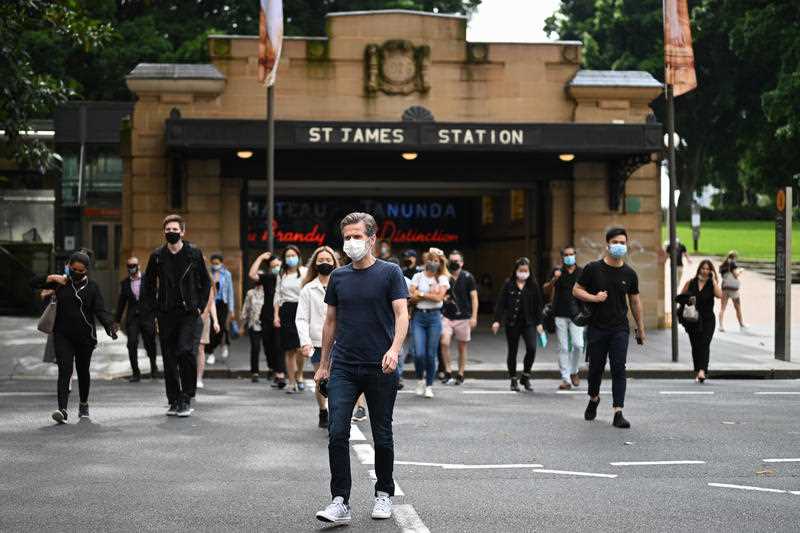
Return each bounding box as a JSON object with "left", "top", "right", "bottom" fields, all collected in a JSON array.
[
  {"left": 558, "top": 381, "right": 572, "bottom": 390},
  {"left": 570, "top": 374, "right": 580, "bottom": 387}
]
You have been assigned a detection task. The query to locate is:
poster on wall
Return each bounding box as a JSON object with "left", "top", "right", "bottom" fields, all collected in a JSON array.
[{"left": 245, "top": 197, "right": 474, "bottom": 249}]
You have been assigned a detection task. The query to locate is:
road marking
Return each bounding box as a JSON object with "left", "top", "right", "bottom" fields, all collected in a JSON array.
[
  {"left": 763, "top": 458, "right": 800, "bottom": 463},
  {"left": 441, "top": 463, "right": 544, "bottom": 470},
  {"left": 349, "top": 424, "right": 366, "bottom": 441},
  {"left": 0, "top": 392, "right": 51, "bottom": 396},
  {"left": 462, "top": 390, "right": 518, "bottom": 395},
  {"left": 531, "top": 469, "right": 617, "bottom": 479},
  {"left": 368, "top": 469, "right": 405, "bottom": 496},
  {"left": 396, "top": 461, "right": 448, "bottom": 467},
  {"left": 708, "top": 483, "right": 789, "bottom": 494},
  {"left": 659, "top": 391, "right": 715, "bottom": 395},
  {"left": 352, "top": 443, "right": 375, "bottom": 465},
  {"left": 754, "top": 392, "right": 800, "bottom": 395},
  {"left": 610, "top": 460, "right": 706, "bottom": 466},
  {"left": 393, "top": 504, "right": 430, "bottom": 533},
  {"left": 556, "top": 390, "right": 610, "bottom": 395}
]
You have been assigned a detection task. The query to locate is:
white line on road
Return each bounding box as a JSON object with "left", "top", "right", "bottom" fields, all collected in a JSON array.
[
  {"left": 349, "top": 424, "right": 366, "bottom": 441},
  {"left": 396, "top": 461, "right": 447, "bottom": 467},
  {"left": 610, "top": 460, "right": 706, "bottom": 466},
  {"left": 352, "top": 443, "right": 375, "bottom": 465},
  {"left": 531, "top": 469, "right": 617, "bottom": 479},
  {"left": 441, "top": 463, "right": 544, "bottom": 470},
  {"left": 754, "top": 392, "right": 800, "bottom": 395},
  {"left": 368, "top": 469, "right": 405, "bottom": 496},
  {"left": 0, "top": 392, "right": 51, "bottom": 396},
  {"left": 462, "top": 390, "right": 518, "bottom": 395},
  {"left": 763, "top": 458, "right": 800, "bottom": 463},
  {"left": 659, "top": 391, "right": 715, "bottom": 395},
  {"left": 393, "top": 504, "right": 430, "bottom": 533},
  {"left": 555, "top": 390, "right": 611, "bottom": 395},
  {"left": 708, "top": 483, "right": 789, "bottom": 494}
]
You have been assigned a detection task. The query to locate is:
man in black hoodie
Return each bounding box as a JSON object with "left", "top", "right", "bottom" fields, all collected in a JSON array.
[{"left": 142, "top": 214, "right": 211, "bottom": 417}]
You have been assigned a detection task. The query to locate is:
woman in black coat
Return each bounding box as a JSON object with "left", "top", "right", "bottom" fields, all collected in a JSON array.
[
  {"left": 491, "top": 257, "right": 545, "bottom": 392},
  {"left": 678, "top": 259, "right": 722, "bottom": 383},
  {"left": 31, "top": 252, "right": 117, "bottom": 423}
]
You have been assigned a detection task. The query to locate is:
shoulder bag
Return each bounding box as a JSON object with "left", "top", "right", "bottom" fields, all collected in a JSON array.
[{"left": 38, "top": 295, "right": 57, "bottom": 334}]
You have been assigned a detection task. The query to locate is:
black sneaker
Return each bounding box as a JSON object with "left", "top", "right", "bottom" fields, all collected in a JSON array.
[
  {"left": 150, "top": 369, "right": 160, "bottom": 380},
  {"left": 520, "top": 373, "right": 533, "bottom": 392},
  {"left": 613, "top": 411, "right": 631, "bottom": 428},
  {"left": 318, "top": 409, "right": 329, "bottom": 429},
  {"left": 166, "top": 402, "right": 179, "bottom": 416},
  {"left": 510, "top": 377, "right": 519, "bottom": 392},
  {"left": 78, "top": 403, "right": 89, "bottom": 418},
  {"left": 128, "top": 373, "right": 141, "bottom": 383},
  {"left": 584, "top": 398, "right": 600, "bottom": 421},
  {"left": 277, "top": 379, "right": 287, "bottom": 390},
  {"left": 251, "top": 373, "right": 260, "bottom": 383},
  {"left": 52, "top": 409, "right": 68, "bottom": 424},
  {"left": 177, "top": 398, "right": 192, "bottom": 417}
]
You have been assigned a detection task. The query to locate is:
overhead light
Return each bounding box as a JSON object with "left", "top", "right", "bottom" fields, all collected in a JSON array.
[
  {"left": 559, "top": 153, "right": 575, "bottom": 162},
  {"left": 237, "top": 150, "right": 253, "bottom": 159},
  {"left": 401, "top": 152, "right": 418, "bottom": 161}
]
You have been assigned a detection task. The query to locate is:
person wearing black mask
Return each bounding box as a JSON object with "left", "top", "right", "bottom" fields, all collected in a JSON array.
[
  {"left": 31, "top": 251, "right": 118, "bottom": 423},
  {"left": 142, "top": 214, "right": 211, "bottom": 417},
  {"left": 114, "top": 256, "right": 158, "bottom": 382},
  {"left": 401, "top": 250, "right": 420, "bottom": 279}
]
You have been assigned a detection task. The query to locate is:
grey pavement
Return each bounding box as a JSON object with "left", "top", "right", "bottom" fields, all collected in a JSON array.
[{"left": 1, "top": 378, "right": 799, "bottom": 532}]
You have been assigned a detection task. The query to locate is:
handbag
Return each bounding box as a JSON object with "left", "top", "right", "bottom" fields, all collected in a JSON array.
[
  {"left": 572, "top": 301, "right": 592, "bottom": 327},
  {"left": 721, "top": 273, "right": 740, "bottom": 291},
  {"left": 681, "top": 301, "right": 699, "bottom": 323},
  {"left": 541, "top": 303, "right": 556, "bottom": 334},
  {"left": 37, "top": 296, "right": 57, "bottom": 334}
]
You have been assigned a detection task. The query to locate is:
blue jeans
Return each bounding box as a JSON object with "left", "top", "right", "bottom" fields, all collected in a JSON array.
[
  {"left": 413, "top": 310, "right": 442, "bottom": 386},
  {"left": 586, "top": 325, "right": 629, "bottom": 408},
  {"left": 328, "top": 363, "right": 398, "bottom": 504}
]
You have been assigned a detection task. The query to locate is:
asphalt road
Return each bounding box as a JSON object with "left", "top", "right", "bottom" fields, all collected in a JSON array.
[{"left": 1, "top": 377, "right": 798, "bottom": 532}]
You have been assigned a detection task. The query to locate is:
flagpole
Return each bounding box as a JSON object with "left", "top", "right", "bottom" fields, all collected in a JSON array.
[
  {"left": 266, "top": 83, "right": 275, "bottom": 253},
  {"left": 666, "top": 84, "right": 679, "bottom": 363}
]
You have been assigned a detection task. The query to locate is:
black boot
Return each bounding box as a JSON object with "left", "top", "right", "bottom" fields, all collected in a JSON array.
[
  {"left": 510, "top": 377, "right": 519, "bottom": 392},
  {"left": 584, "top": 398, "right": 599, "bottom": 421},
  {"left": 128, "top": 372, "right": 141, "bottom": 383},
  {"left": 318, "top": 409, "right": 329, "bottom": 429},
  {"left": 520, "top": 373, "right": 533, "bottom": 392}
]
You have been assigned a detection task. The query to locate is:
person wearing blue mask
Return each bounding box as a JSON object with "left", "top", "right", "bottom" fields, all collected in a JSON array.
[
  {"left": 573, "top": 227, "right": 645, "bottom": 429},
  {"left": 206, "top": 252, "right": 236, "bottom": 364},
  {"left": 274, "top": 245, "right": 308, "bottom": 393},
  {"left": 543, "top": 246, "right": 585, "bottom": 391}
]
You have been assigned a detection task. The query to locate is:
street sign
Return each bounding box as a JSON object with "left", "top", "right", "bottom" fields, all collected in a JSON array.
[{"left": 775, "top": 187, "right": 792, "bottom": 361}]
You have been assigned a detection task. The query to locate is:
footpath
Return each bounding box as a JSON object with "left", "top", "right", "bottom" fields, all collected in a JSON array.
[{"left": 2, "top": 259, "right": 797, "bottom": 381}]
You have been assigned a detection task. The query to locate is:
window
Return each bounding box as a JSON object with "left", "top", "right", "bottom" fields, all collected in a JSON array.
[
  {"left": 169, "top": 157, "right": 186, "bottom": 210},
  {"left": 91, "top": 224, "right": 109, "bottom": 261}
]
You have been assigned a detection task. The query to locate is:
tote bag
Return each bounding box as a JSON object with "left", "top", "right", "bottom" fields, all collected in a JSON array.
[{"left": 37, "top": 296, "right": 57, "bottom": 334}]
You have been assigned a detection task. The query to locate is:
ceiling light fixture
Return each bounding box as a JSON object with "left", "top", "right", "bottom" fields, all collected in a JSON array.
[
  {"left": 559, "top": 153, "right": 575, "bottom": 162},
  {"left": 237, "top": 150, "right": 253, "bottom": 159},
  {"left": 401, "top": 152, "right": 418, "bottom": 161}
]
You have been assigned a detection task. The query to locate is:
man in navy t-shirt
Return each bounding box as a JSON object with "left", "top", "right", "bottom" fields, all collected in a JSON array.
[{"left": 314, "top": 212, "right": 409, "bottom": 525}]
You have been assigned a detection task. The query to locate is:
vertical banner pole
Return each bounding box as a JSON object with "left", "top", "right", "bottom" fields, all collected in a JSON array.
[
  {"left": 266, "top": 84, "right": 275, "bottom": 252},
  {"left": 775, "top": 186, "right": 792, "bottom": 361},
  {"left": 666, "top": 84, "right": 679, "bottom": 362}
]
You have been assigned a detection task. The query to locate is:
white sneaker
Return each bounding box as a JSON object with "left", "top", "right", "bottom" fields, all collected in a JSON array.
[
  {"left": 316, "top": 496, "right": 352, "bottom": 524},
  {"left": 206, "top": 354, "right": 215, "bottom": 365},
  {"left": 415, "top": 380, "right": 425, "bottom": 396},
  {"left": 739, "top": 324, "right": 750, "bottom": 333},
  {"left": 196, "top": 379, "right": 204, "bottom": 389},
  {"left": 424, "top": 386, "right": 434, "bottom": 398},
  {"left": 371, "top": 491, "right": 392, "bottom": 520},
  {"left": 222, "top": 345, "right": 229, "bottom": 360}
]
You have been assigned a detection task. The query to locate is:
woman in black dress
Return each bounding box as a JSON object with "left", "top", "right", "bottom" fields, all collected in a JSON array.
[
  {"left": 273, "top": 245, "right": 307, "bottom": 393},
  {"left": 680, "top": 259, "right": 723, "bottom": 382}
]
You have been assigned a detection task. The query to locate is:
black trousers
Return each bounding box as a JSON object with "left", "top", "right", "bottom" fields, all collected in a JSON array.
[
  {"left": 54, "top": 333, "right": 94, "bottom": 410},
  {"left": 125, "top": 315, "right": 157, "bottom": 375},
  {"left": 505, "top": 322, "right": 537, "bottom": 377},
  {"left": 158, "top": 311, "right": 202, "bottom": 403},
  {"left": 262, "top": 325, "right": 284, "bottom": 374},
  {"left": 248, "top": 328, "right": 263, "bottom": 374},
  {"left": 207, "top": 300, "right": 229, "bottom": 354},
  {"left": 586, "top": 325, "right": 629, "bottom": 408},
  {"left": 688, "top": 316, "right": 715, "bottom": 372}
]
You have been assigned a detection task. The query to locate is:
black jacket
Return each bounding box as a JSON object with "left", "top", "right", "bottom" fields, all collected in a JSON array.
[
  {"left": 115, "top": 276, "right": 152, "bottom": 323},
  {"left": 31, "top": 275, "right": 114, "bottom": 345},
  {"left": 142, "top": 241, "right": 211, "bottom": 314},
  {"left": 493, "top": 278, "right": 544, "bottom": 327}
]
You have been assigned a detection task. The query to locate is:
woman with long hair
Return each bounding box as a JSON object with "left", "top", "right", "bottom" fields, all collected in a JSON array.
[
  {"left": 492, "top": 257, "right": 544, "bottom": 392},
  {"left": 680, "top": 259, "right": 722, "bottom": 382},
  {"left": 409, "top": 249, "right": 450, "bottom": 398},
  {"left": 718, "top": 251, "right": 747, "bottom": 332},
  {"left": 196, "top": 283, "right": 220, "bottom": 390},
  {"left": 274, "top": 245, "right": 308, "bottom": 393},
  {"left": 296, "top": 246, "right": 339, "bottom": 427}
]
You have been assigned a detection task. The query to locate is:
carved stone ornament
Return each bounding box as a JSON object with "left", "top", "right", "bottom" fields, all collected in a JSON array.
[
  {"left": 365, "top": 40, "right": 431, "bottom": 95},
  {"left": 608, "top": 154, "right": 653, "bottom": 211}
]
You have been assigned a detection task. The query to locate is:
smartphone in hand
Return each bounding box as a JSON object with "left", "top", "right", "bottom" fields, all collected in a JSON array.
[
  {"left": 319, "top": 379, "right": 329, "bottom": 398},
  {"left": 634, "top": 329, "right": 643, "bottom": 345}
]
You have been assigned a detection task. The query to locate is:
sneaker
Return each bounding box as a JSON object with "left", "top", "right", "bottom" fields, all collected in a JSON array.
[
  {"left": 371, "top": 491, "right": 393, "bottom": 520},
  {"left": 177, "top": 399, "right": 192, "bottom": 417},
  {"left": 718, "top": 326, "right": 726, "bottom": 333},
  {"left": 297, "top": 381, "right": 306, "bottom": 392},
  {"left": 150, "top": 369, "right": 160, "bottom": 380},
  {"left": 251, "top": 373, "right": 260, "bottom": 383},
  {"left": 196, "top": 379, "right": 204, "bottom": 389},
  {"left": 424, "top": 386, "right": 434, "bottom": 398},
  {"left": 510, "top": 377, "right": 519, "bottom": 392},
  {"left": 739, "top": 324, "right": 750, "bottom": 333},
  {"left": 415, "top": 380, "right": 425, "bottom": 396},
  {"left": 316, "top": 496, "right": 351, "bottom": 524},
  {"left": 570, "top": 373, "right": 580, "bottom": 387},
  {"left": 206, "top": 354, "right": 216, "bottom": 365},
  {"left": 455, "top": 374, "right": 465, "bottom": 386},
  {"left": 584, "top": 398, "right": 599, "bottom": 421},
  {"left": 52, "top": 409, "right": 68, "bottom": 424},
  {"left": 166, "top": 402, "right": 178, "bottom": 416},
  {"left": 352, "top": 406, "right": 367, "bottom": 422},
  {"left": 613, "top": 411, "right": 631, "bottom": 428},
  {"left": 78, "top": 403, "right": 89, "bottom": 418},
  {"left": 285, "top": 383, "right": 298, "bottom": 394},
  {"left": 520, "top": 373, "right": 533, "bottom": 392},
  {"left": 128, "top": 373, "right": 141, "bottom": 383},
  {"left": 318, "top": 409, "right": 328, "bottom": 429},
  {"left": 442, "top": 377, "right": 455, "bottom": 385},
  {"left": 559, "top": 381, "right": 572, "bottom": 390},
  {"left": 397, "top": 380, "right": 405, "bottom": 391},
  {"left": 221, "top": 345, "right": 229, "bottom": 360}
]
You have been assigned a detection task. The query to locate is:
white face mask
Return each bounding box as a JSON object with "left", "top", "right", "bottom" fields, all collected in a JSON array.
[
  {"left": 516, "top": 271, "right": 530, "bottom": 281},
  {"left": 343, "top": 238, "right": 369, "bottom": 262}
]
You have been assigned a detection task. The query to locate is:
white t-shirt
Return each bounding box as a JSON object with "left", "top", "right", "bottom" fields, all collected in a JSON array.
[{"left": 411, "top": 272, "right": 450, "bottom": 310}]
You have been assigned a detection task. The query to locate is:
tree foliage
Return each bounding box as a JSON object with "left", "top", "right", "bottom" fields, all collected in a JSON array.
[{"left": 546, "top": 0, "right": 800, "bottom": 203}]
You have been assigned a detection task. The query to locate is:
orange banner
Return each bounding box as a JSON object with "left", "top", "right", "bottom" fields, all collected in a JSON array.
[
  {"left": 258, "top": 0, "right": 284, "bottom": 86},
  {"left": 663, "top": 0, "right": 697, "bottom": 96}
]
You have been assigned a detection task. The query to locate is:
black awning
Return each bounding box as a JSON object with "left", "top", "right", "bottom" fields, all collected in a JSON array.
[{"left": 165, "top": 118, "right": 662, "bottom": 157}]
